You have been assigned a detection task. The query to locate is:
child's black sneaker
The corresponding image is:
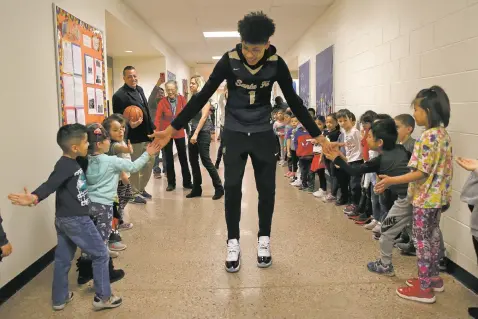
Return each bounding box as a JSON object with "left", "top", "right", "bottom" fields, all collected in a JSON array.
[{"left": 76, "top": 257, "right": 93, "bottom": 285}]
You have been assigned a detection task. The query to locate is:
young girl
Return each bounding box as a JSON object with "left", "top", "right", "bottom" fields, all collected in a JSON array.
[
  {"left": 273, "top": 110, "right": 287, "bottom": 166},
  {"left": 375, "top": 86, "right": 452, "bottom": 304},
  {"left": 77, "top": 123, "right": 161, "bottom": 285},
  {"left": 322, "top": 113, "right": 341, "bottom": 203},
  {"left": 103, "top": 114, "right": 134, "bottom": 231},
  {"left": 311, "top": 116, "right": 327, "bottom": 198}
]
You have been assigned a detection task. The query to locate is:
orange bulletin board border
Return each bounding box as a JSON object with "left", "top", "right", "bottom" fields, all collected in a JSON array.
[{"left": 53, "top": 5, "right": 106, "bottom": 126}]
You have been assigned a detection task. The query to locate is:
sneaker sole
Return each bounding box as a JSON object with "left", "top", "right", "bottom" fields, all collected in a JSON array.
[
  {"left": 225, "top": 259, "right": 241, "bottom": 273},
  {"left": 53, "top": 293, "right": 74, "bottom": 311},
  {"left": 367, "top": 266, "right": 395, "bottom": 277},
  {"left": 109, "top": 246, "right": 127, "bottom": 252},
  {"left": 93, "top": 301, "right": 123, "bottom": 311},
  {"left": 395, "top": 289, "right": 436, "bottom": 304},
  {"left": 405, "top": 280, "right": 445, "bottom": 292},
  {"left": 257, "top": 259, "right": 272, "bottom": 268}
]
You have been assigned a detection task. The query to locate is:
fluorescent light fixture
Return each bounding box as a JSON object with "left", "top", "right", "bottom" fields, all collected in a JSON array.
[
  {"left": 125, "top": 50, "right": 133, "bottom": 53},
  {"left": 212, "top": 56, "right": 222, "bottom": 60},
  {"left": 203, "top": 31, "right": 240, "bottom": 38}
]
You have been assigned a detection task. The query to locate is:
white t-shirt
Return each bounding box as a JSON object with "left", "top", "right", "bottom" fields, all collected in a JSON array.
[{"left": 344, "top": 127, "right": 363, "bottom": 162}]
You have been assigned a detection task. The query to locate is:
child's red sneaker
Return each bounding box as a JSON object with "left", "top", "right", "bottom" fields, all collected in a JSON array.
[
  {"left": 396, "top": 285, "right": 436, "bottom": 303},
  {"left": 405, "top": 277, "right": 444, "bottom": 292}
]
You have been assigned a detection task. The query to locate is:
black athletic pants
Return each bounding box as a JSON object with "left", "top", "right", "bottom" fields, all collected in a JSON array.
[{"left": 223, "top": 129, "right": 276, "bottom": 240}]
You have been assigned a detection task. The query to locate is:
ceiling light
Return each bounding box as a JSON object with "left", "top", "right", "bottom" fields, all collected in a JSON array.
[
  {"left": 125, "top": 50, "right": 133, "bottom": 53},
  {"left": 212, "top": 56, "right": 222, "bottom": 60},
  {"left": 203, "top": 31, "right": 240, "bottom": 38}
]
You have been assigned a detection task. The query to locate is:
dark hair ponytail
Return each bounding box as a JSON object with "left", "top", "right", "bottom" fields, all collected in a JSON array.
[
  {"left": 86, "top": 123, "right": 109, "bottom": 154},
  {"left": 413, "top": 85, "right": 450, "bottom": 128}
]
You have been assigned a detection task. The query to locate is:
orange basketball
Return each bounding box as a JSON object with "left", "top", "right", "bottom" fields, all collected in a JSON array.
[{"left": 123, "top": 105, "right": 143, "bottom": 123}]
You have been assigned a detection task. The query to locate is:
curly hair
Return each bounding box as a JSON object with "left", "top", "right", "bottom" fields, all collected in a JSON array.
[{"left": 238, "top": 11, "right": 276, "bottom": 44}]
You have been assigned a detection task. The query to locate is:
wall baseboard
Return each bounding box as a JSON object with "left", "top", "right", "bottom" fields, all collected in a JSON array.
[
  {"left": 0, "top": 247, "right": 55, "bottom": 307},
  {"left": 445, "top": 257, "right": 478, "bottom": 294}
]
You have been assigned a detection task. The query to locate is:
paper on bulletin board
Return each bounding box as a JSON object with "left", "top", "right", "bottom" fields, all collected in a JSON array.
[
  {"left": 85, "top": 55, "right": 94, "bottom": 84},
  {"left": 73, "top": 75, "right": 84, "bottom": 107},
  {"left": 72, "top": 44, "right": 82, "bottom": 75},
  {"left": 87, "top": 87, "right": 96, "bottom": 114},
  {"left": 76, "top": 107, "right": 86, "bottom": 124},
  {"left": 62, "top": 41, "right": 73, "bottom": 74},
  {"left": 95, "top": 88, "right": 104, "bottom": 114},
  {"left": 62, "top": 74, "right": 75, "bottom": 107},
  {"left": 95, "top": 59, "right": 103, "bottom": 85},
  {"left": 65, "top": 108, "right": 76, "bottom": 124},
  {"left": 83, "top": 34, "right": 92, "bottom": 48}
]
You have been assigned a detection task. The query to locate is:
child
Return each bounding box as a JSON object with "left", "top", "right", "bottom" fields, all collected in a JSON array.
[
  {"left": 0, "top": 214, "right": 12, "bottom": 261},
  {"left": 337, "top": 109, "right": 363, "bottom": 211},
  {"left": 322, "top": 113, "right": 341, "bottom": 203},
  {"left": 103, "top": 114, "right": 134, "bottom": 231},
  {"left": 393, "top": 114, "right": 417, "bottom": 254},
  {"left": 312, "top": 116, "right": 327, "bottom": 198},
  {"left": 349, "top": 111, "right": 377, "bottom": 224},
  {"left": 286, "top": 115, "right": 300, "bottom": 179},
  {"left": 326, "top": 119, "right": 412, "bottom": 277},
  {"left": 456, "top": 157, "right": 478, "bottom": 318},
  {"left": 294, "top": 124, "right": 314, "bottom": 191},
  {"left": 283, "top": 112, "right": 293, "bottom": 175},
  {"left": 273, "top": 110, "right": 287, "bottom": 166},
  {"left": 375, "top": 85, "right": 452, "bottom": 304},
  {"left": 8, "top": 124, "right": 122, "bottom": 311},
  {"left": 77, "top": 123, "right": 161, "bottom": 285}
]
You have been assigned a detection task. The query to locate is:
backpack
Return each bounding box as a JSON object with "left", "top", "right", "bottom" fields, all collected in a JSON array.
[{"left": 296, "top": 134, "right": 314, "bottom": 157}]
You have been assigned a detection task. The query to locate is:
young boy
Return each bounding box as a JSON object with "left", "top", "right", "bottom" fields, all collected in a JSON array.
[
  {"left": 286, "top": 115, "right": 300, "bottom": 179},
  {"left": 325, "top": 118, "right": 412, "bottom": 276},
  {"left": 336, "top": 109, "right": 363, "bottom": 212},
  {"left": 0, "top": 215, "right": 12, "bottom": 261},
  {"left": 7, "top": 124, "right": 122, "bottom": 311},
  {"left": 393, "top": 114, "right": 417, "bottom": 253}
]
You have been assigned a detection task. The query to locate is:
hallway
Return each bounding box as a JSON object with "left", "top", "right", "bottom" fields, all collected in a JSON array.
[{"left": 0, "top": 149, "right": 476, "bottom": 318}]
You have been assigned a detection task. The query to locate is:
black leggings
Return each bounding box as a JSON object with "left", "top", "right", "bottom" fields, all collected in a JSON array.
[
  {"left": 290, "top": 150, "right": 298, "bottom": 173},
  {"left": 316, "top": 168, "right": 326, "bottom": 191}
]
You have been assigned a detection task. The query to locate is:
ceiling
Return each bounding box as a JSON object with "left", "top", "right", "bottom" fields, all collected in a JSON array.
[
  {"left": 105, "top": 11, "right": 163, "bottom": 57},
  {"left": 123, "top": 0, "right": 334, "bottom": 66}
]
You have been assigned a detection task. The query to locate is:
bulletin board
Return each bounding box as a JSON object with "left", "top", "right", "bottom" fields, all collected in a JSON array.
[{"left": 53, "top": 5, "right": 107, "bottom": 126}]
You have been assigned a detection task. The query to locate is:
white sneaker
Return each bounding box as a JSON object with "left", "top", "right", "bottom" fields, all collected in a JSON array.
[
  {"left": 53, "top": 292, "right": 74, "bottom": 311},
  {"left": 372, "top": 222, "right": 382, "bottom": 233},
  {"left": 364, "top": 219, "right": 378, "bottom": 230},
  {"left": 93, "top": 294, "right": 122, "bottom": 310},
  {"left": 291, "top": 179, "right": 302, "bottom": 187},
  {"left": 313, "top": 189, "right": 326, "bottom": 198},
  {"left": 225, "top": 239, "right": 241, "bottom": 273},
  {"left": 109, "top": 241, "right": 127, "bottom": 251},
  {"left": 108, "top": 248, "right": 119, "bottom": 258},
  {"left": 257, "top": 236, "right": 272, "bottom": 268}
]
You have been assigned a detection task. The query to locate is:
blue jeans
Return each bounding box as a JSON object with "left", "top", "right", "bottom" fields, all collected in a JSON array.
[{"left": 52, "top": 216, "right": 110, "bottom": 306}]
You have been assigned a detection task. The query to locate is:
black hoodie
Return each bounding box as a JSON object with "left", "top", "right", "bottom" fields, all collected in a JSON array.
[{"left": 171, "top": 44, "right": 320, "bottom": 137}]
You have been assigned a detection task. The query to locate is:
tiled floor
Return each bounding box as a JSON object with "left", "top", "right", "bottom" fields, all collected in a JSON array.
[{"left": 0, "top": 149, "right": 477, "bottom": 318}]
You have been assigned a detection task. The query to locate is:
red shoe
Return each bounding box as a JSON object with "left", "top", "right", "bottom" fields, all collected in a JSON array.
[
  {"left": 355, "top": 217, "right": 372, "bottom": 225},
  {"left": 396, "top": 285, "right": 436, "bottom": 303},
  {"left": 405, "top": 277, "right": 444, "bottom": 292}
]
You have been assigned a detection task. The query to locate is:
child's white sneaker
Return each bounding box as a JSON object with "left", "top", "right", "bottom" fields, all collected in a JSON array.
[
  {"left": 364, "top": 219, "right": 378, "bottom": 230},
  {"left": 372, "top": 222, "right": 382, "bottom": 233},
  {"left": 313, "top": 189, "right": 326, "bottom": 198}
]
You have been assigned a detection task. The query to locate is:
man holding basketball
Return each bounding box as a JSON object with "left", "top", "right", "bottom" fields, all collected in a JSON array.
[{"left": 112, "top": 66, "right": 156, "bottom": 204}]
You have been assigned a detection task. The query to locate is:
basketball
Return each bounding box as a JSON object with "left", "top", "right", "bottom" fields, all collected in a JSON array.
[{"left": 123, "top": 105, "right": 143, "bottom": 123}]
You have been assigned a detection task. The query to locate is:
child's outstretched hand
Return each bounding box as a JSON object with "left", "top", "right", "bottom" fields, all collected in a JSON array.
[
  {"left": 8, "top": 188, "right": 37, "bottom": 206},
  {"left": 127, "top": 140, "right": 134, "bottom": 154},
  {"left": 146, "top": 142, "right": 162, "bottom": 156},
  {"left": 456, "top": 157, "right": 478, "bottom": 172}
]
